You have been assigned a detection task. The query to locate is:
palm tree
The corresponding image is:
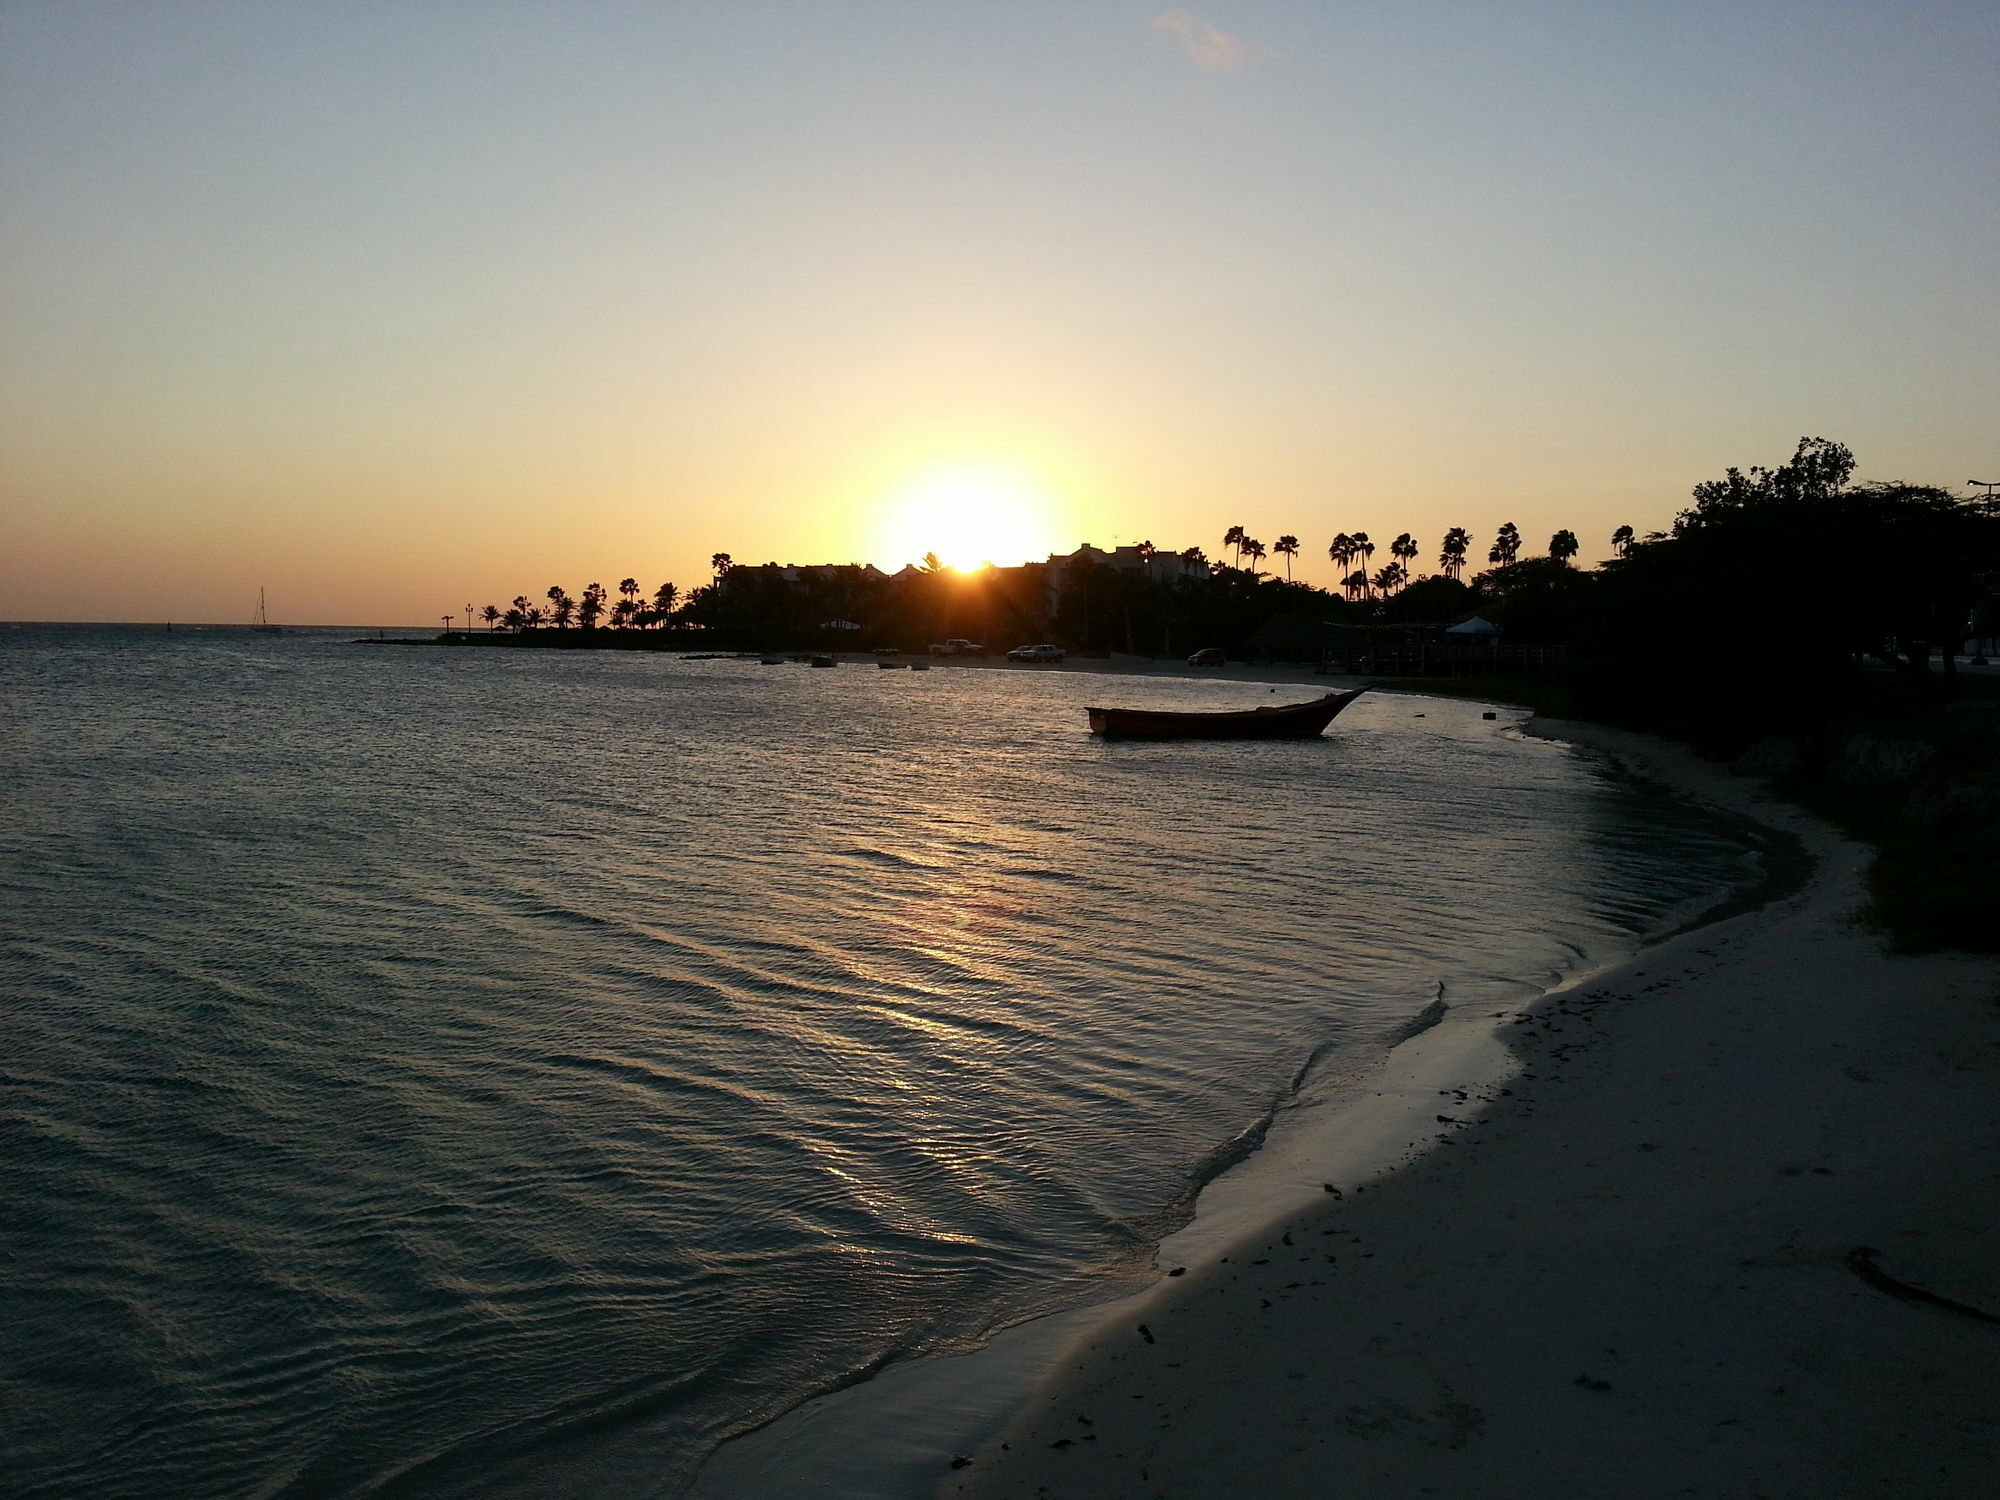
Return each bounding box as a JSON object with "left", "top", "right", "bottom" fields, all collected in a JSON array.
[
  {"left": 1489, "top": 523, "right": 1521, "bottom": 567},
  {"left": 1273, "top": 535, "right": 1299, "bottom": 579},
  {"left": 480, "top": 604, "right": 501, "bottom": 631},
  {"left": 547, "top": 585, "right": 574, "bottom": 628},
  {"left": 619, "top": 577, "right": 640, "bottom": 617},
  {"left": 711, "top": 552, "right": 733, "bottom": 578},
  {"left": 1242, "top": 538, "right": 1267, "bottom": 574},
  {"left": 579, "top": 582, "right": 608, "bottom": 628},
  {"left": 1439, "top": 527, "right": 1471, "bottom": 581},
  {"left": 1374, "top": 562, "right": 1407, "bottom": 595},
  {"left": 1328, "top": 533, "right": 1355, "bottom": 581},
  {"left": 1548, "top": 530, "right": 1579, "bottom": 566},
  {"left": 1390, "top": 533, "right": 1419, "bottom": 578},
  {"left": 1353, "top": 533, "right": 1376, "bottom": 596},
  {"left": 1222, "top": 525, "right": 1246, "bottom": 569},
  {"left": 1342, "top": 570, "right": 1369, "bottom": 601},
  {"left": 652, "top": 580, "right": 679, "bottom": 626},
  {"left": 512, "top": 594, "right": 534, "bottom": 630},
  {"left": 1611, "top": 524, "right": 1635, "bottom": 558}
]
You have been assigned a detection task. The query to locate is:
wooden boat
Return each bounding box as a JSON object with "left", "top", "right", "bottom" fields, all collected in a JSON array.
[{"left": 1086, "top": 688, "right": 1366, "bottom": 739}]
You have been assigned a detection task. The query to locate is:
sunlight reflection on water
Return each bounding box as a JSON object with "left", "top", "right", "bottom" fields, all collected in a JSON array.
[{"left": 1, "top": 629, "right": 1758, "bottom": 1498}]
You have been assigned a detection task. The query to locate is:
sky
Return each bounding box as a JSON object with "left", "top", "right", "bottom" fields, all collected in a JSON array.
[{"left": 3, "top": 1, "right": 1996, "bottom": 623}]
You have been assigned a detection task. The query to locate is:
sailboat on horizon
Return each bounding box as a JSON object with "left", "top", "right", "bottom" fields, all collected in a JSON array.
[{"left": 252, "top": 588, "right": 283, "bottom": 634}]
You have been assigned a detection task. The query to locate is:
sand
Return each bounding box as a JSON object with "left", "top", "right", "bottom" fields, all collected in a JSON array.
[{"left": 948, "top": 717, "right": 2000, "bottom": 1500}]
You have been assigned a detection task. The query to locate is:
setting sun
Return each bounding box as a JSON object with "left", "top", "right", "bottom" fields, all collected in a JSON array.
[{"left": 872, "top": 460, "right": 1064, "bottom": 571}]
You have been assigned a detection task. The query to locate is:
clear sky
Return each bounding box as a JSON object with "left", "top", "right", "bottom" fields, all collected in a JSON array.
[{"left": 4, "top": 1, "right": 1995, "bottom": 623}]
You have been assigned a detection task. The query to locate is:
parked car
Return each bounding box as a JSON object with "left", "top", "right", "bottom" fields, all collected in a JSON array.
[
  {"left": 1186, "top": 647, "right": 1227, "bottom": 666},
  {"left": 928, "top": 638, "right": 985, "bottom": 656},
  {"left": 1006, "top": 643, "right": 1065, "bottom": 662}
]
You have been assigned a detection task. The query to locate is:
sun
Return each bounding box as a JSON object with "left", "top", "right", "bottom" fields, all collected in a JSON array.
[{"left": 873, "top": 459, "right": 1061, "bottom": 571}]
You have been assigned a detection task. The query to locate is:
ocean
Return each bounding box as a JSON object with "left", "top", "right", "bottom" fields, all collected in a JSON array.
[{"left": 2, "top": 625, "right": 1762, "bottom": 1498}]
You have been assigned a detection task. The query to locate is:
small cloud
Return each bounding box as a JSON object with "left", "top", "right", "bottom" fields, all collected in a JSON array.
[{"left": 1149, "top": 10, "right": 1252, "bottom": 72}]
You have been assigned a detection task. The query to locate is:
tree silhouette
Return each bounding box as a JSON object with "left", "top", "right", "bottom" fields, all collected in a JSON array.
[
  {"left": 1390, "top": 533, "right": 1419, "bottom": 579},
  {"left": 1611, "top": 524, "right": 1635, "bottom": 558},
  {"left": 1352, "top": 533, "right": 1376, "bottom": 596},
  {"left": 711, "top": 553, "right": 733, "bottom": 577},
  {"left": 1549, "top": 530, "right": 1580, "bottom": 566},
  {"left": 480, "top": 604, "right": 501, "bottom": 631},
  {"left": 547, "top": 586, "right": 574, "bottom": 628},
  {"left": 1223, "top": 525, "right": 1246, "bottom": 569},
  {"left": 618, "top": 578, "right": 639, "bottom": 620},
  {"left": 652, "top": 581, "right": 679, "bottom": 626},
  {"left": 1242, "top": 538, "right": 1267, "bottom": 574},
  {"left": 1489, "top": 523, "right": 1521, "bottom": 567},
  {"left": 1328, "top": 533, "right": 1355, "bottom": 581},
  {"left": 580, "top": 582, "right": 608, "bottom": 629},
  {"left": 1273, "top": 535, "right": 1298, "bottom": 579},
  {"left": 1439, "top": 527, "right": 1471, "bottom": 581},
  {"left": 1374, "top": 561, "right": 1407, "bottom": 595}
]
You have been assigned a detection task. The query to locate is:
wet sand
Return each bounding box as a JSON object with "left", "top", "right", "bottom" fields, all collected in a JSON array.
[{"left": 949, "top": 717, "right": 2000, "bottom": 1500}]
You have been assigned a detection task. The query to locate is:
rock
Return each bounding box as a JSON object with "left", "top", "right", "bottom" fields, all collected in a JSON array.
[{"left": 1730, "top": 736, "right": 1804, "bottom": 778}]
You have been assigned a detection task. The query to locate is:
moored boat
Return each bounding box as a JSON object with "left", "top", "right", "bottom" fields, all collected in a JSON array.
[{"left": 1086, "top": 688, "right": 1366, "bottom": 739}]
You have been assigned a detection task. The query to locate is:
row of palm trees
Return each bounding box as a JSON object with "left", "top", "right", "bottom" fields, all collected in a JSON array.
[
  {"left": 479, "top": 577, "right": 684, "bottom": 631},
  {"left": 1217, "top": 522, "right": 1638, "bottom": 600}
]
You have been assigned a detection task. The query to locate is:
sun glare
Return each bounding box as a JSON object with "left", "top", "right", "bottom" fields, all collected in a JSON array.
[{"left": 873, "top": 460, "right": 1060, "bottom": 571}]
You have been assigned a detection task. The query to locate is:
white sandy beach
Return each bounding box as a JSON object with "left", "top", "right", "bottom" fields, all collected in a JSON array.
[{"left": 945, "top": 717, "right": 2000, "bottom": 1500}]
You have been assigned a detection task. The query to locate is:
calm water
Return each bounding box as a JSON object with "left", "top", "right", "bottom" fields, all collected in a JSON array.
[{"left": 2, "top": 626, "right": 1758, "bottom": 1498}]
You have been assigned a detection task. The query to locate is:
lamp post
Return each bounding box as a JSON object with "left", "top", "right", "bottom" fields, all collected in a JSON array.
[
  {"left": 441, "top": 615, "right": 453, "bottom": 637},
  {"left": 464, "top": 604, "right": 474, "bottom": 634}
]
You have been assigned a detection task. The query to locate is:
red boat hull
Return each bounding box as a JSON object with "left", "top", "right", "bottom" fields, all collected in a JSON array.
[{"left": 1086, "top": 689, "right": 1366, "bottom": 739}]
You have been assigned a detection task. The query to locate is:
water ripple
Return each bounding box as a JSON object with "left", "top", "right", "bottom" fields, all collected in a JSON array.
[{"left": 0, "top": 628, "right": 1762, "bottom": 1498}]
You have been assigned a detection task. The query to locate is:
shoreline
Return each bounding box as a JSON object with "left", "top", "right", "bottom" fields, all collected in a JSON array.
[
  {"left": 683, "top": 701, "right": 1847, "bottom": 1499},
  {"left": 943, "top": 717, "right": 2000, "bottom": 1499}
]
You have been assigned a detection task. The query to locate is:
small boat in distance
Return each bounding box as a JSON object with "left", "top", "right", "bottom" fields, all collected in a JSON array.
[
  {"left": 252, "top": 588, "right": 282, "bottom": 634},
  {"left": 1086, "top": 688, "right": 1366, "bottom": 740}
]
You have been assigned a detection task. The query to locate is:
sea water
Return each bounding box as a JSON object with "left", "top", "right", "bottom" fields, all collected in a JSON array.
[{"left": 1, "top": 626, "right": 1761, "bottom": 1498}]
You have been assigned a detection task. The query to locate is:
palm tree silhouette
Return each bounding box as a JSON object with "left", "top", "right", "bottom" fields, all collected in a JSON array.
[
  {"left": 1549, "top": 530, "right": 1579, "bottom": 566},
  {"left": 480, "top": 604, "right": 501, "bottom": 631},
  {"left": 1353, "top": 533, "right": 1376, "bottom": 596},
  {"left": 652, "top": 581, "right": 679, "bottom": 626},
  {"left": 547, "top": 586, "right": 574, "bottom": 628},
  {"left": 1223, "top": 525, "right": 1246, "bottom": 569},
  {"left": 1390, "top": 533, "right": 1419, "bottom": 578},
  {"left": 1274, "top": 535, "right": 1299, "bottom": 579},
  {"left": 618, "top": 578, "right": 640, "bottom": 621},
  {"left": 1439, "top": 527, "right": 1471, "bottom": 581},
  {"left": 1611, "top": 524, "right": 1635, "bottom": 558},
  {"left": 1374, "top": 562, "right": 1407, "bottom": 595},
  {"left": 1489, "top": 523, "right": 1521, "bottom": 567},
  {"left": 1242, "top": 538, "right": 1267, "bottom": 574},
  {"left": 1328, "top": 533, "right": 1355, "bottom": 581},
  {"left": 711, "top": 553, "right": 733, "bottom": 578}
]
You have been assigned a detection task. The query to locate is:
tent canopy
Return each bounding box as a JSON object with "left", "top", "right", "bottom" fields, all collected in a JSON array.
[{"left": 1444, "top": 615, "right": 1502, "bottom": 636}]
